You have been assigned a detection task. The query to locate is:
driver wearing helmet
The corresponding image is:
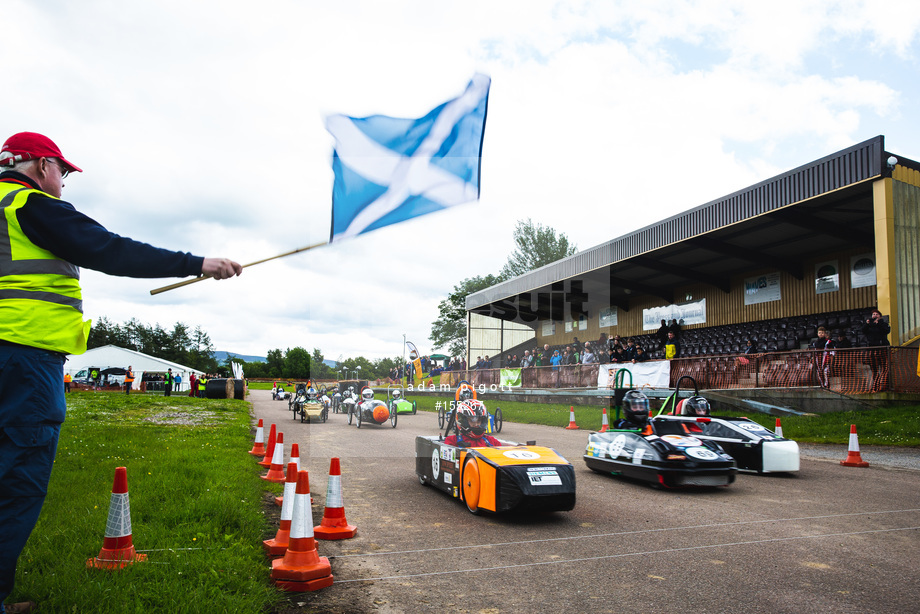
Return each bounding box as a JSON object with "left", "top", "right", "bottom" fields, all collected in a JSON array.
[
  {"left": 444, "top": 401, "right": 501, "bottom": 448},
  {"left": 681, "top": 396, "right": 711, "bottom": 417},
  {"left": 614, "top": 390, "right": 651, "bottom": 429}
]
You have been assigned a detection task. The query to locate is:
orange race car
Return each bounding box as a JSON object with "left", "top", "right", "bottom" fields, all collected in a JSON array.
[{"left": 416, "top": 399, "right": 575, "bottom": 514}]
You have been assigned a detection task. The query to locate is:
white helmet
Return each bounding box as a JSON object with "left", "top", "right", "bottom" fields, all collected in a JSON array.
[{"left": 361, "top": 387, "right": 374, "bottom": 400}]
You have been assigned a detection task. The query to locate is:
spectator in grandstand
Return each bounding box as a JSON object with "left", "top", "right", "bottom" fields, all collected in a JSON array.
[
  {"left": 550, "top": 350, "right": 562, "bottom": 370},
  {"left": 522, "top": 350, "right": 535, "bottom": 368},
  {"left": 597, "top": 333, "right": 610, "bottom": 363},
  {"left": 572, "top": 336, "right": 583, "bottom": 352},
  {"left": 611, "top": 346, "right": 628, "bottom": 363},
  {"left": 624, "top": 338, "right": 638, "bottom": 361},
  {"left": 863, "top": 309, "right": 891, "bottom": 391},
  {"left": 808, "top": 326, "right": 836, "bottom": 388},
  {"left": 582, "top": 342, "right": 598, "bottom": 364},
  {"left": 743, "top": 338, "right": 757, "bottom": 354},
  {"left": 632, "top": 347, "right": 648, "bottom": 363},
  {"left": 664, "top": 331, "right": 681, "bottom": 359},
  {"left": 668, "top": 319, "right": 682, "bottom": 338},
  {"left": 656, "top": 319, "right": 669, "bottom": 349},
  {"left": 540, "top": 344, "right": 552, "bottom": 366},
  {"left": 834, "top": 330, "right": 852, "bottom": 349}
]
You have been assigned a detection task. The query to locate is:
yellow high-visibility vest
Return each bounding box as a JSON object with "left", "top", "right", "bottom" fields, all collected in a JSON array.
[{"left": 0, "top": 182, "right": 90, "bottom": 354}]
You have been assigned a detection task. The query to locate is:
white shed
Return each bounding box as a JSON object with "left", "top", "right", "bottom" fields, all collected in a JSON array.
[{"left": 66, "top": 345, "right": 203, "bottom": 392}]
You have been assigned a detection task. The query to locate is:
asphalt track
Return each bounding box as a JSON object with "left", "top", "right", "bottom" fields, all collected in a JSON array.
[{"left": 251, "top": 390, "right": 920, "bottom": 614}]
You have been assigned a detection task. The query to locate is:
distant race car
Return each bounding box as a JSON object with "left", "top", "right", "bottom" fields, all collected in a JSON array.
[
  {"left": 387, "top": 385, "right": 417, "bottom": 415},
  {"left": 656, "top": 376, "right": 799, "bottom": 474},
  {"left": 416, "top": 399, "right": 575, "bottom": 514},
  {"left": 348, "top": 386, "right": 397, "bottom": 428},
  {"left": 584, "top": 389, "right": 737, "bottom": 488},
  {"left": 289, "top": 383, "right": 328, "bottom": 424}
]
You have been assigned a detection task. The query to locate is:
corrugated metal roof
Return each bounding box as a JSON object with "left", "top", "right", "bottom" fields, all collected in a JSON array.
[{"left": 467, "top": 136, "right": 886, "bottom": 310}]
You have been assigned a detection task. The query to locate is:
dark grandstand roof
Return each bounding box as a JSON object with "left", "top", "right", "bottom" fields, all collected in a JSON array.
[{"left": 467, "top": 135, "right": 920, "bottom": 319}]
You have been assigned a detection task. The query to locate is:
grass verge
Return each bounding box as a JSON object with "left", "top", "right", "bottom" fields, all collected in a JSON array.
[
  {"left": 405, "top": 394, "right": 920, "bottom": 446},
  {"left": 11, "top": 391, "right": 281, "bottom": 613}
]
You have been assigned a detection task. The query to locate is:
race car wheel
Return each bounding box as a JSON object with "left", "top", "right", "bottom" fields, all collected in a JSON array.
[
  {"left": 493, "top": 407, "right": 503, "bottom": 433},
  {"left": 438, "top": 406, "right": 446, "bottom": 429},
  {"left": 356, "top": 409, "right": 362, "bottom": 428},
  {"left": 391, "top": 408, "right": 398, "bottom": 428},
  {"left": 412, "top": 400, "right": 417, "bottom": 415},
  {"left": 462, "top": 456, "right": 481, "bottom": 515},
  {"left": 418, "top": 473, "right": 427, "bottom": 486},
  {"left": 347, "top": 407, "right": 353, "bottom": 425}
]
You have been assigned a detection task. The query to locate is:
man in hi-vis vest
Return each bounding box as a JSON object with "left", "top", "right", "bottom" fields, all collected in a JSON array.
[{"left": 0, "top": 132, "right": 242, "bottom": 613}]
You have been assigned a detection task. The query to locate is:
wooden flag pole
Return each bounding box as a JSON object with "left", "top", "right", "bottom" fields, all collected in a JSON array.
[{"left": 149, "top": 241, "right": 328, "bottom": 295}]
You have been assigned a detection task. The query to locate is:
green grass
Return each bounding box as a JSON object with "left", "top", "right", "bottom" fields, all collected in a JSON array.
[
  {"left": 405, "top": 394, "right": 920, "bottom": 446},
  {"left": 11, "top": 392, "right": 282, "bottom": 613}
]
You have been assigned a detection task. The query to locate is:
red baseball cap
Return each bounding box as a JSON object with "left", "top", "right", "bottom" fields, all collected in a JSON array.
[{"left": 0, "top": 132, "right": 83, "bottom": 173}]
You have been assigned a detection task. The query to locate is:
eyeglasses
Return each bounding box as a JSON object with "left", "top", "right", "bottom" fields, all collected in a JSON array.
[{"left": 47, "top": 158, "right": 69, "bottom": 179}]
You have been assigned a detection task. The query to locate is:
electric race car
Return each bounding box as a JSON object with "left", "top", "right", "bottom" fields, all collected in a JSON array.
[
  {"left": 655, "top": 376, "right": 800, "bottom": 474},
  {"left": 290, "top": 383, "right": 328, "bottom": 424},
  {"left": 584, "top": 389, "right": 737, "bottom": 488},
  {"left": 387, "top": 385, "right": 417, "bottom": 415},
  {"left": 339, "top": 385, "right": 358, "bottom": 416},
  {"left": 348, "top": 386, "right": 397, "bottom": 428},
  {"left": 417, "top": 399, "right": 575, "bottom": 514}
]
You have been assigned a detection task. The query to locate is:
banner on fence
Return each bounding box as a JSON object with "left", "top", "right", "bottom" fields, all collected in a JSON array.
[
  {"left": 500, "top": 368, "right": 522, "bottom": 388},
  {"left": 597, "top": 361, "right": 670, "bottom": 389}
]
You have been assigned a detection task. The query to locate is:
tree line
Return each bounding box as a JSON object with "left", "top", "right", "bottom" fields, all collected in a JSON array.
[
  {"left": 88, "top": 317, "right": 404, "bottom": 381},
  {"left": 429, "top": 218, "right": 576, "bottom": 358}
]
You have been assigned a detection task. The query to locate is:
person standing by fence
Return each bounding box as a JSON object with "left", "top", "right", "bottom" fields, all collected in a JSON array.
[{"left": 863, "top": 308, "right": 891, "bottom": 392}]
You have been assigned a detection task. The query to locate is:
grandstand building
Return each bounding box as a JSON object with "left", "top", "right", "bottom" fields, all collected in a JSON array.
[{"left": 461, "top": 136, "right": 920, "bottom": 397}]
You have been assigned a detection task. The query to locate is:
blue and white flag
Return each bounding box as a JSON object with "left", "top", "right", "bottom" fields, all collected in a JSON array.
[{"left": 327, "top": 74, "right": 490, "bottom": 242}]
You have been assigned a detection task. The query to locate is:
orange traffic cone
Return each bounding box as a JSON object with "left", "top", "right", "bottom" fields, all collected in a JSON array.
[
  {"left": 840, "top": 424, "right": 870, "bottom": 467},
  {"left": 249, "top": 419, "right": 266, "bottom": 456},
  {"left": 262, "top": 433, "right": 286, "bottom": 482},
  {"left": 315, "top": 458, "right": 357, "bottom": 540},
  {"left": 264, "top": 463, "right": 298, "bottom": 556},
  {"left": 271, "top": 470, "right": 334, "bottom": 591},
  {"left": 276, "top": 443, "right": 302, "bottom": 506},
  {"left": 599, "top": 407, "right": 609, "bottom": 433},
  {"left": 565, "top": 406, "right": 579, "bottom": 430},
  {"left": 259, "top": 423, "right": 277, "bottom": 467},
  {"left": 87, "top": 467, "right": 148, "bottom": 569},
  {"left": 774, "top": 418, "right": 783, "bottom": 438}
]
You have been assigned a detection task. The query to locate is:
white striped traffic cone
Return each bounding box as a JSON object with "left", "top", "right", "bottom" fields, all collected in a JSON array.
[
  {"left": 314, "top": 458, "right": 357, "bottom": 540},
  {"left": 264, "top": 463, "right": 298, "bottom": 556},
  {"left": 276, "top": 443, "right": 302, "bottom": 506},
  {"left": 599, "top": 407, "right": 609, "bottom": 433},
  {"left": 840, "top": 424, "right": 870, "bottom": 467},
  {"left": 774, "top": 418, "right": 783, "bottom": 438},
  {"left": 87, "top": 467, "right": 148, "bottom": 569},
  {"left": 248, "top": 419, "right": 265, "bottom": 456},
  {"left": 262, "top": 433, "right": 286, "bottom": 482},
  {"left": 565, "top": 406, "right": 579, "bottom": 430},
  {"left": 271, "top": 470, "right": 334, "bottom": 591}
]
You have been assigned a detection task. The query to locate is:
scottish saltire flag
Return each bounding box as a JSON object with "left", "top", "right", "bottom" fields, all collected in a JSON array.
[{"left": 327, "top": 74, "right": 490, "bottom": 242}]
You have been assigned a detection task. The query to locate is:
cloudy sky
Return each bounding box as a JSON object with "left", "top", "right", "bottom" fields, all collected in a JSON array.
[{"left": 6, "top": 0, "right": 920, "bottom": 362}]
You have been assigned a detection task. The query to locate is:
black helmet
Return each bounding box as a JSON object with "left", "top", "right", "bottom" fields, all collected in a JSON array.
[
  {"left": 623, "top": 390, "right": 650, "bottom": 424},
  {"left": 683, "top": 396, "right": 711, "bottom": 416},
  {"left": 456, "top": 400, "right": 489, "bottom": 438}
]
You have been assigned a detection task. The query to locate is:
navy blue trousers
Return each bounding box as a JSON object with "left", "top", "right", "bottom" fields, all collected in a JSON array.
[{"left": 0, "top": 345, "right": 65, "bottom": 605}]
